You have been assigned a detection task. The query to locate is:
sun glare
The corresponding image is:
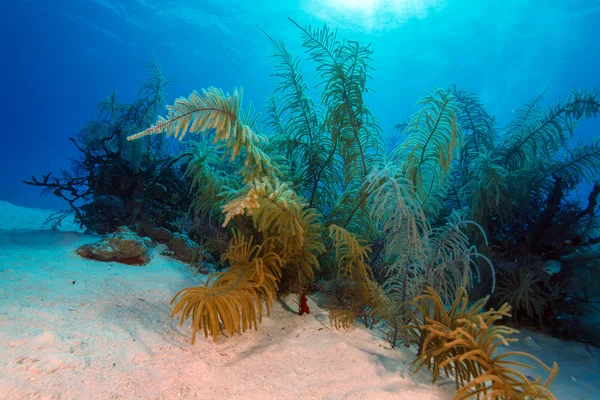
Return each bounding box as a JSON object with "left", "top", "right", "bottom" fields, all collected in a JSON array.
[
  {"left": 305, "top": 0, "right": 443, "bottom": 31},
  {"left": 329, "top": 0, "right": 378, "bottom": 13}
]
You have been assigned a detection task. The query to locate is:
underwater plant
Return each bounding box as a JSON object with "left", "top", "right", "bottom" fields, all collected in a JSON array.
[
  {"left": 24, "top": 61, "right": 192, "bottom": 235},
  {"left": 364, "top": 166, "right": 495, "bottom": 346}
]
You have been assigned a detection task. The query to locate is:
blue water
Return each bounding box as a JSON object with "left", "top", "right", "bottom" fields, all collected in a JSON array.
[{"left": 1, "top": 0, "right": 598, "bottom": 209}]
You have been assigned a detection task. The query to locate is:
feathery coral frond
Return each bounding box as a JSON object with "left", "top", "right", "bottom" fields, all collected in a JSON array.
[
  {"left": 329, "top": 309, "right": 355, "bottom": 329},
  {"left": 127, "top": 87, "right": 278, "bottom": 182},
  {"left": 222, "top": 177, "right": 325, "bottom": 280},
  {"left": 183, "top": 139, "right": 240, "bottom": 219},
  {"left": 449, "top": 86, "right": 496, "bottom": 157},
  {"left": 501, "top": 88, "right": 600, "bottom": 172},
  {"left": 290, "top": 17, "right": 384, "bottom": 197},
  {"left": 533, "top": 136, "right": 600, "bottom": 191},
  {"left": 171, "top": 231, "right": 283, "bottom": 342},
  {"left": 367, "top": 167, "right": 493, "bottom": 307},
  {"left": 393, "top": 88, "right": 462, "bottom": 212},
  {"left": 406, "top": 286, "right": 558, "bottom": 399}
]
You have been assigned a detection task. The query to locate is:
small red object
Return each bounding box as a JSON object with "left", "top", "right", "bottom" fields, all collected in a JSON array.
[{"left": 299, "top": 292, "right": 310, "bottom": 315}]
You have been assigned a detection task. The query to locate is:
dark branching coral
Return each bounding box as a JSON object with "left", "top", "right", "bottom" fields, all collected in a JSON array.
[{"left": 24, "top": 61, "right": 190, "bottom": 234}]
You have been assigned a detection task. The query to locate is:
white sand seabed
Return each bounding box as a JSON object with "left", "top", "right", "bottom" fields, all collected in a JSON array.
[{"left": 0, "top": 201, "right": 598, "bottom": 400}]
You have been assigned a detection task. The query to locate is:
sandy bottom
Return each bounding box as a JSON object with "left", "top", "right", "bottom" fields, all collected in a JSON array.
[{"left": 0, "top": 201, "right": 599, "bottom": 400}]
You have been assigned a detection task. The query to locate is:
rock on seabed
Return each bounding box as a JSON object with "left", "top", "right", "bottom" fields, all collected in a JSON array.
[{"left": 76, "top": 226, "right": 151, "bottom": 265}]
